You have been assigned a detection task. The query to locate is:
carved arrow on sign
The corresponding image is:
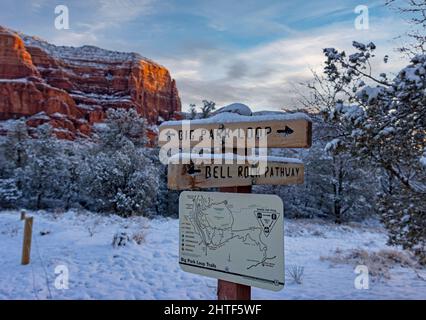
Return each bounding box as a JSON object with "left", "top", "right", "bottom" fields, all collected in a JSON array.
[
  {"left": 276, "top": 126, "right": 294, "bottom": 137},
  {"left": 186, "top": 163, "right": 202, "bottom": 175}
]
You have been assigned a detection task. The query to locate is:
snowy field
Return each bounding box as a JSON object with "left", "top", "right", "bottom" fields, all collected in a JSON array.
[{"left": 0, "top": 210, "right": 425, "bottom": 300}]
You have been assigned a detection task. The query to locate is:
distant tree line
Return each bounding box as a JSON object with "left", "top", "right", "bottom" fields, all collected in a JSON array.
[{"left": 0, "top": 109, "right": 174, "bottom": 218}]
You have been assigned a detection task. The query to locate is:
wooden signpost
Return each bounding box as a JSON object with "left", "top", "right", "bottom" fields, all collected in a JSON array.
[
  {"left": 159, "top": 114, "right": 312, "bottom": 149},
  {"left": 21, "top": 216, "right": 33, "bottom": 265},
  {"left": 218, "top": 186, "right": 252, "bottom": 300},
  {"left": 168, "top": 156, "right": 304, "bottom": 190},
  {"left": 163, "top": 112, "right": 312, "bottom": 300}
]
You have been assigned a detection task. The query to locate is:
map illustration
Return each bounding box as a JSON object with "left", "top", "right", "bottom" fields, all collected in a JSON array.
[{"left": 179, "top": 191, "right": 284, "bottom": 291}]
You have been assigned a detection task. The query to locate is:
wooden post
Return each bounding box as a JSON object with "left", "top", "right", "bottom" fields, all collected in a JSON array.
[
  {"left": 217, "top": 185, "right": 252, "bottom": 300},
  {"left": 21, "top": 217, "right": 33, "bottom": 265},
  {"left": 20, "top": 210, "right": 26, "bottom": 221}
]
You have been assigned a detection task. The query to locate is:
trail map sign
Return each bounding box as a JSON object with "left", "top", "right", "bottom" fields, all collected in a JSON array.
[
  {"left": 159, "top": 114, "right": 312, "bottom": 149},
  {"left": 179, "top": 191, "right": 284, "bottom": 291},
  {"left": 168, "top": 155, "right": 304, "bottom": 190}
]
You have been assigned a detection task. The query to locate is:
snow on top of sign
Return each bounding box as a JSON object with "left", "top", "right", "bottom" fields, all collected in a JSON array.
[
  {"left": 168, "top": 153, "right": 303, "bottom": 164},
  {"left": 213, "top": 103, "right": 252, "bottom": 116},
  {"left": 161, "top": 111, "right": 311, "bottom": 127}
]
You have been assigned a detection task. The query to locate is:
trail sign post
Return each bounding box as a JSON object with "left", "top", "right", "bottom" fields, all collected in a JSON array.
[
  {"left": 159, "top": 114, "right": 312, "bottom": 149},
  {"left": 161, "top": 111, "right": 312, "bottom": 300}
]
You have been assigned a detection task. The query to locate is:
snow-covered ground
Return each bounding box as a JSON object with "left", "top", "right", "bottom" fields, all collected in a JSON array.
[{"left": 0, "top": 210, "right": 424, "bottom": 300}]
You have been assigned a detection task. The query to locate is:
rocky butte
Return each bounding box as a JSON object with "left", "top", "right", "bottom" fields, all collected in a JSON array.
[{"left": 0, "top": 26, "right": 181, "bottom": 140}]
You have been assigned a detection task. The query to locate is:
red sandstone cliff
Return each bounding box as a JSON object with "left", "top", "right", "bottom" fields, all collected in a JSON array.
[{"left": 0, "top": 26, "right": 181, "bottom": 139}]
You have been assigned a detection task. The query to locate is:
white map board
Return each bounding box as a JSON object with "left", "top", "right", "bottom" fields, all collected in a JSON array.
[{"left": 179, "top": 191, "right": 284, "bottom": 291}]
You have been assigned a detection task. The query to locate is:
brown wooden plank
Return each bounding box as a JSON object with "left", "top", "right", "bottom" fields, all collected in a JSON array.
[
  {"left": 217, "top": 186, "right": 252, "bottom": 300},
  {"left": 21, "top": 216, "right": 33, "bottom": 265},
  {"left": 168, "top": 160, "right": 304, "bottom": 190},
  {"left": 217, "top": 279, "right": 251, "bottom": 300},
  {"left": 159, "top": 118, "right": 312, "bottom": 149}
]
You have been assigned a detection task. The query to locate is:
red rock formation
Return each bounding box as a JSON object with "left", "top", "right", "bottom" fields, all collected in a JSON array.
[
  {"left": 0, "top": 26, "right": 40, "bottom": 79},
  {"left": 0, "top": 26, "right": 181, "bottom": 140}
]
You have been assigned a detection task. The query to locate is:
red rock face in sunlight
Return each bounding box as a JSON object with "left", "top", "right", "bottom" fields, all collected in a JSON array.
[
  {"left": 0, "top": 27, "right": 40, "bottom": 79},
  {"left": 0, "top": 26, "right": 181, "bottom": 141}
]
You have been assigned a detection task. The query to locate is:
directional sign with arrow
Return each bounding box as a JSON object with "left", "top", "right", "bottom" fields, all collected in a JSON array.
[
  {"left": 159, "top": 114, "right": 312, "bottom": 149},
  {"left": 168, "top": 155, "right": 304, "bottom": 190},
  {"left": 276, "top": 126, "right": 294, "bottom": 137}
]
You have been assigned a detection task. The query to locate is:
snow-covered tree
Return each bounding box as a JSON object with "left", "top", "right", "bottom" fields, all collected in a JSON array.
[
  {"left": 320, "top": 40, "right": 425, "bottom": 262},
  {"left": 188, "top": 103, "right": 197, "bottom": 120},
  {"left": 386, "top": 0, "right": 426, "bottom": 56},
  {"left": 153, "top": 156, "right": 179, "bottom": 217},
  {"left": 98, "top": 108, "right": 148, "bottom": 149},
  {"left": 60, "top": 142, "right": 88, "bottom": 210},
  {"left": 264, "top": 114, "right": 377, "bottom": 222},
  {"left": 200, "top": 100, "right": 216, "bottom": 118},
  {"left": 2, "top": 120, "right": 30, "bottom": 174},
  {"left": 184, "top": 100, "right": 216, "bottom": 119},
  {"left": 84, "top": 108, "right": 158, "bottom": 216},
  {"left": 18, "top": 124, "right": 65, "bottom": 209}
]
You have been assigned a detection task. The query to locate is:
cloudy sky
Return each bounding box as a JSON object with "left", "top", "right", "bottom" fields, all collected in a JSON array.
[{"left": 0, "top": 0, "right": 411, "bottom": 111}]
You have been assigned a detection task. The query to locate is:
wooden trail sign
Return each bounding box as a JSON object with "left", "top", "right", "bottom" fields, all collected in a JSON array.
[
  {"left": 159, "top": 114, "right": 312, "bottom": 149},
  {"left": 168, "top": 155, "right": 304, "bottom": 190},
  {"left": 165, "top": 110, "right": 313, "bottom": 300}
]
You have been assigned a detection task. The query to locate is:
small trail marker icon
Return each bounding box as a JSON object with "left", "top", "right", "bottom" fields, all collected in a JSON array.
[{"left": 255, "top": 210, "right": 279, "bottom": 237}]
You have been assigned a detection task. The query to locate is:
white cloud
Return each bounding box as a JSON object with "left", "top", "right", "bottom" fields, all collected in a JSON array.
[
  {"left": 32, "top": 0, "right": 155, "bottom": 47},
  {"left": 97, "top": 0, "right": 154, "bottom": 22},
  {"left": 163, "top": 16, "right": 411, "bottom": 111},
  {"left": 50, "top": 30, "right": 99, "bottom": 47}
]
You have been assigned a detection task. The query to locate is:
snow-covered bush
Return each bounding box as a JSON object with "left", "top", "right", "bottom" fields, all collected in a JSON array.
[
  {"left": 112, "top": 231, "right": 131, "bottom": 248},
  {"left": 0, "top": 179, "right": 21, "bottom": 208},
  {"left": 286, "top": 265, "right": 305, "bottom": 284},
  {"left": 379, "top": 190, "right": 426, "bottom": 265},
  {"left": 132, "top": 221, "right": 149, "bottom": 245}
]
